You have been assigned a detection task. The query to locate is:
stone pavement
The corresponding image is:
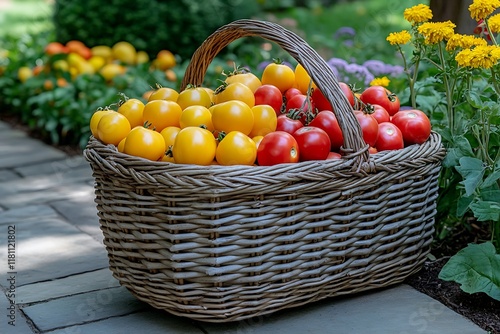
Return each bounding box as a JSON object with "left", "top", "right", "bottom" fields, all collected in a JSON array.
[{"left": 0, "top": 120, "right": 486, "bottom": 334}]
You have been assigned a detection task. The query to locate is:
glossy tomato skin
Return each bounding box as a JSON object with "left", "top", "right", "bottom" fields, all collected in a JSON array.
[
  {"left": 173, "top": 127, "right": 217, "bottom": 165},
  {"left": 257, "top": 131, "right": 299, "bottom": 166},
  {"left": 276, "top": 114, "right": 304, "bottom": 134},
  {"left": 369, "top": 104, "right": 391, "bottom": 124},
  {"left": 214, "top": 82, "right": 255, "bottom": 107},
  {"left": 327, "top": 152, "right": 342, "bottom": 159},
  {"left": 354, "top": 110, "right": 379, "bottom": 147},
  {"left": 261, "top": 62, "right": 295, "bottom": 93},
  {"left": 123, "top": 127, "right": 166, "bottom": 161},
  {"left": 216, "top": 131, "right": 257, "bottom": 166},
  {"left": 391, "top": 109, "right": 431, "bottom": 145},
  {"left": 311, "top": 82, "right": 354, "bottom": 111},
  {"left": 375, "top": 122, "right": 404, "bottom": 151},
  {"left": 286, "top": 94, "right": 316, "bottom": 125},
  {"left": 360, "top": 86, "right": 400, "bottom": 116},
  {"left": 308, "top": 110, "right": 344, "bottom": 151},
  {"left": 254, "top": 84, "right": 283, "bottom": 116},
  {"left": 284, "top": 88, "right": 303, "bottom": 103},
  {"left": 293, "top": 126, "right": 331, "bottom": 161}
]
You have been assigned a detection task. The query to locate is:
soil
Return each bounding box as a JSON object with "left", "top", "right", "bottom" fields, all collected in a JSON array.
[
  {"left": 405, "top": 258, "right": 500, "bottom": 334},
  {"left": 1, "top": 114, "right": 499, "bottom": 333}
]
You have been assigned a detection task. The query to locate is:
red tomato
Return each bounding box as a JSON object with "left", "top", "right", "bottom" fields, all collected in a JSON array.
[
  {"left": 293, "top": 126, "right": 331, "bottom": 161},
  {"left": 311, "top": 82, "right": 354, "bottom": 111},
  {"left": 375, "top": 122, "right": 404, "bottom": 151},
  {"left": 286, "top": 94, "right": 316, "bottom": 125},
  {"left": 257, "top": 131, "right": 299, "bottom": 166},
  {"left": 254, "top": 84, "right": 283, "bottom": 116},
  {"left": 391, "top": 109, "right": 431, "bottom": 145},
  {"left": 308, "top": 110, "right": 344, "bottom": 151},
  {"left": 327, "top": 152, "right": 342, "bottom": 159},
  {"left": 284, "top": 87, "right": 303, "bottom": 103},
  {"left": 276, "top": 114, "right": 304, "bottom": 134},
  {"left": 354, "top": 110, "right": 379, "bottom": 147},
  {"left": 360, "top": 86, "right": 400, "bottom": 116},
  {"left": 369, "top": 104, "right": 391, "bottom": 124}
]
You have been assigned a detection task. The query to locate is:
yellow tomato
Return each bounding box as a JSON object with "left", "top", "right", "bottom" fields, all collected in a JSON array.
[
  {"left": 88, "top": 56, "right": 106, "bottom": 71},
  {"left": 179, "top": 105, "right": 214, "bottom": 132},
  {"left": 294, "top": 63, "right": 316, "bottom": 94},
  {"left": 112, "top": 41, "right": 136, "bottom": 65},
  {"left": 252, "top": 135, "right": 263, "bottom": 149},
  {"left": 123, "top": 127, "right": 166, "bottom": 161},
  {"left": 214, "top": 82, "right": 255, "bottom": 107},
  {"left": 160, "top": 126, "right": 181, "bottom": 149},
  {"left": 97, "top": 112, "right": 131, "bottom": 146},
  {"left": 155, "top": 49, "right": 176, "bottom": 70},
  {"left": 176, "top": 86, "right": 212, "bottom": 110},
  {"left": 261, "top": 62, "right": 295, "bottom": 93},
  {"left": 90, "top": 45, "right": 113, "bottom": 62},
  {"left": 90, "top": 109, "right": 114, "bottom": 139},
  {"left": 136, "top": 50, "right": 149, "bottom": 64},
  {"left": 117, "top": 137, "right": 126, "bottom": 152},
  {"left": 211, "top": 100, "right": 254, "bottom": 136},
  {"left": 148, "top": 87, "right": 179, "bottom": 102},
  {"left": 142, "top": 100, "right": 182, "bottom": 131},
  {"left": 216, "top": 131, "right": 257, "bottom": 166},
  {"left": 249, "top": 105, "right": 277, "bottom": 138},
  {"left": 17, "top": 66, "right": 33, "bottom": 83},
  {"left": 173, "top": 127, "right": 217, "bottom": 165},
  {"left": 203, "top": 87, "right": 215, "bottom": 104},
  {"left": 118, "top": 98, "right": 145, "bottom": 128},
  {"left": 99, "top": 63, "right": 126, "bottom": 81},
  {"left": 225, "top": 71, "right": 262, "bottom": 93}
]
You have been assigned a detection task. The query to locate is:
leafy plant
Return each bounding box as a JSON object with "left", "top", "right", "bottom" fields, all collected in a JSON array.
[
  {"left": 439, "top": 242, "right": 500, "bottom": 301},
  {"left": 387, "top": 2, "right": 500, "bottom": 298}
]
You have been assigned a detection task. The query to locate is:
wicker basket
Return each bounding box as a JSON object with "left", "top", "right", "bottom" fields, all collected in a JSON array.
[{"left": 84, "top": 19, "right": 445, "bottom": 323}]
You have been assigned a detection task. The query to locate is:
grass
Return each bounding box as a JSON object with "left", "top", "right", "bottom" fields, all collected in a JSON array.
[
  {"left": 0, "top": 0, "right": 53, "bottom": 39},
  {"left": 267, "top": 0, "right": 429, "bottom": 63}
]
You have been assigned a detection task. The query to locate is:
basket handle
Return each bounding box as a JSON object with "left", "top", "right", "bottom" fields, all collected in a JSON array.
[{"left": 181, "top": 19, "right": 369, "bottom": 169}]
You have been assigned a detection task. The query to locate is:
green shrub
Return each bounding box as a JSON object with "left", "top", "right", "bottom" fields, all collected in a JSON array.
[{"left": 53, "top": 0, "right": 260, "bottom": 60}]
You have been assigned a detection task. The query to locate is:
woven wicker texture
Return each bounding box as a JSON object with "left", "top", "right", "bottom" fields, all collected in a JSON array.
[{"left": 84, "top": 19, "right": 446, "bottom": 322}]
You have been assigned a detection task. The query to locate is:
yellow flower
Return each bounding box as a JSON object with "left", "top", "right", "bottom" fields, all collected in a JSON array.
[
  {"left": 487, "top": 13, "right": 500, "bottom": 33},
  {"left": 456, "top": 45, "right": 500, "bottom": 68},
  {"left": 446, "top": 33, "right": 488, "bottom": 52},
  {"left": 469, "top": 0, "right": 500, "bottom": 21},
  {"left": 370, "top": 76, "right": 390, "bottom": 87},
  {"left": 386, "top": 30, "right": 412, "bottom": 45},
  {"left": 404, "top": 4, "right": 433, "bottom": 25},
  {"left": 418, "top": 21, "right": 456, "bottom": 44}
]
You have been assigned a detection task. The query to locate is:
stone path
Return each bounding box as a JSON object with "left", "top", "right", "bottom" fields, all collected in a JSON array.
[{"left": 0, "top": 121, "right": 486, "bottom": 333}]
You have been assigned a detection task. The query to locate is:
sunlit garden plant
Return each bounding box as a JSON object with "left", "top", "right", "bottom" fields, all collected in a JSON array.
[{"left": 387, "top": 1, "right": 500, "bottom": 300}]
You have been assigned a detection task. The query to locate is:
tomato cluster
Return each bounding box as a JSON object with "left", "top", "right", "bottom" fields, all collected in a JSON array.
[{"left": 90, "top": 60, "right": 432, "bottom": 166}]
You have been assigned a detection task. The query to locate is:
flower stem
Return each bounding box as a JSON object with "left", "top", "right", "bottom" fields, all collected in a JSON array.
[{"left": 437, "top": 42, "right": 454, "bottom": 135}]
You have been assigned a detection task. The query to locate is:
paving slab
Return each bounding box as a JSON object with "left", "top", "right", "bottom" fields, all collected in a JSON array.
[
  {"left": 45, "top": 308, "right": 205, "bottom": 334},
  {"left": 0, "top": 289, "right": 35, "bottom": 334},
  {"left": 199, "top": 284, "right": 485, "bottom": 334},
  {"left": 0, "top": 215, "right": 109, "bottom": 286},
  {"left": 22, "top": 286, "right": 148, "bottom": 332},
  {"left": 0, "top": 169, "right": 21, "bottom": 182},
  {"left": 16, "top": 268, "right": 120, "bottom": 304},
  {"left": 0, "top": 204, "right": 59, "bottom": 225},
  {"left": 0, "top": 181, "right": 95, "bottom": 209},
  {"left": 51, "top": 192, "right": 103, "bottom": 242},
  {"left": 0, "top": 140, "right": 67, "bottom": 168},
  {"left": 13, "top": 155, "right": 90, "bottom": 178}
]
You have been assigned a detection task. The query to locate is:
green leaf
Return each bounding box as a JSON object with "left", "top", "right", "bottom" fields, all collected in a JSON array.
[
  {"left": 482, "top": 169, "right": 500, "bottom": 189},
  {"left": 456, "top": 195, "right": 473, "bottom": 217},
  {"left": 439, "top": 242, "right": 500, "bottom": 301},
  {"left": 455, "top": 157, "right": 486, "bottom": 196},
  {"left": 469, "top": 200, "right": 500, "bottom": 221}
]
